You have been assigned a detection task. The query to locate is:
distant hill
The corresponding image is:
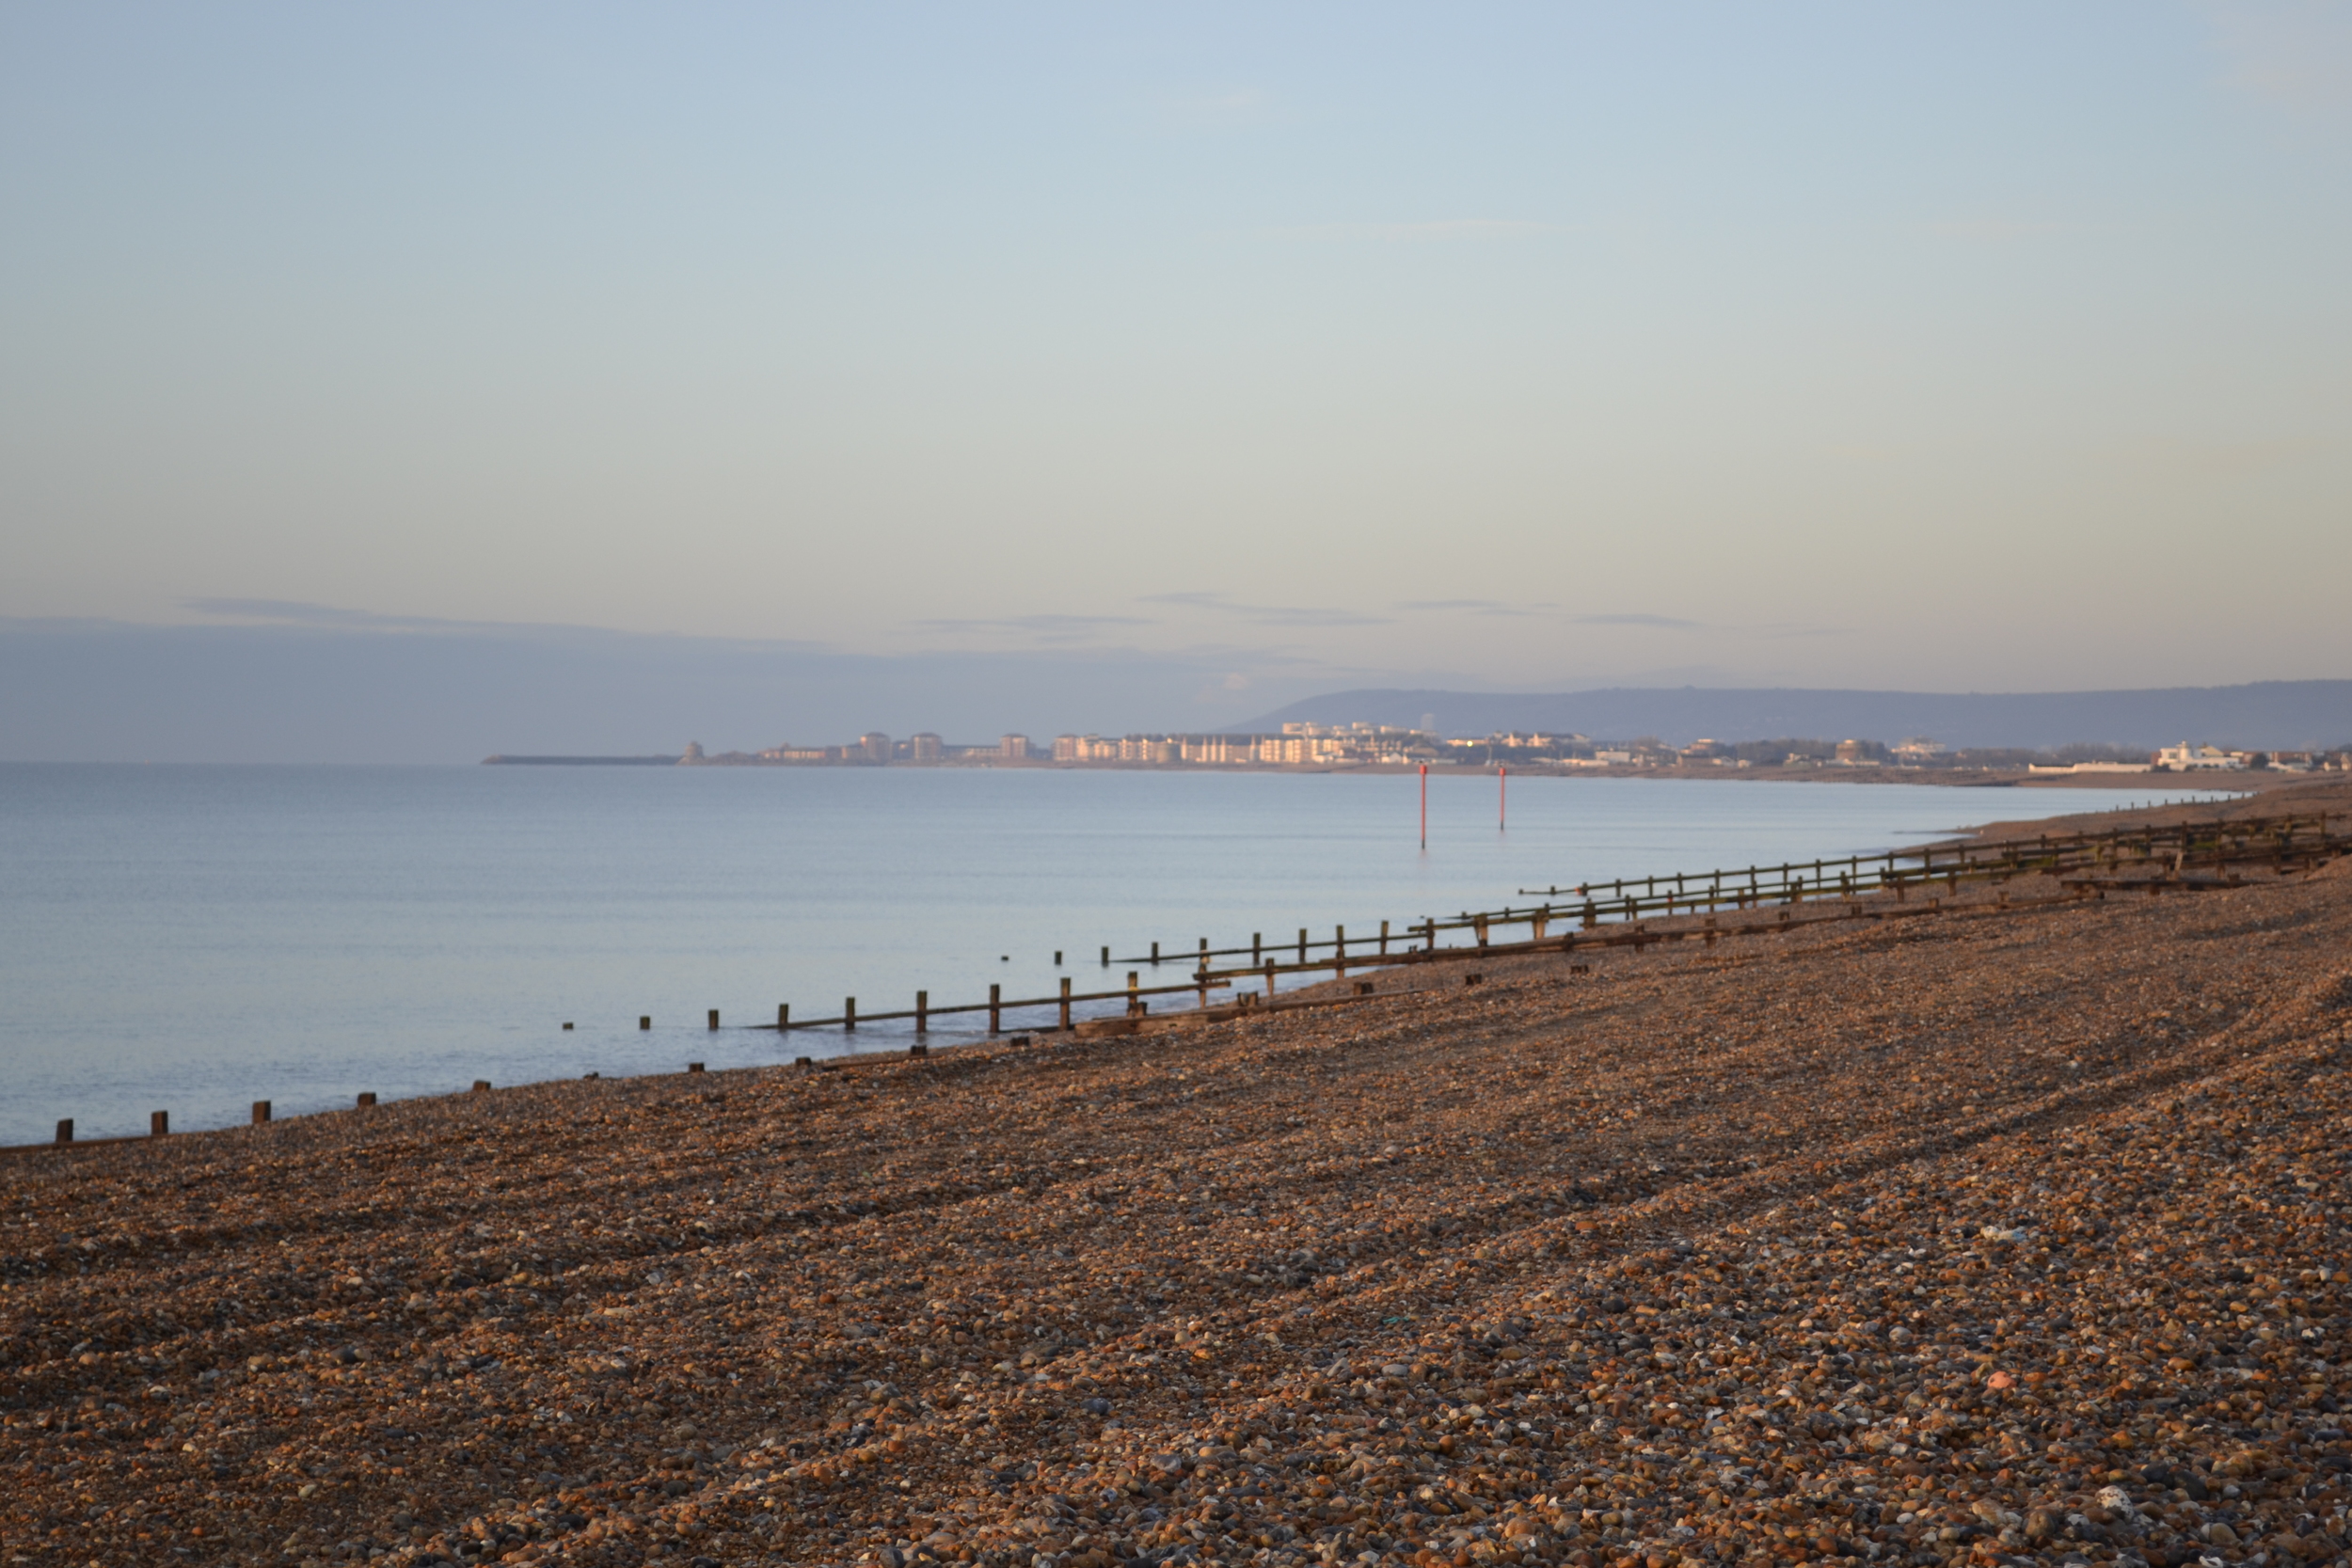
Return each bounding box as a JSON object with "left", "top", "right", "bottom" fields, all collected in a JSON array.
[{"left": 1236, "top": 680, "right": 2352, "bottom": 752}]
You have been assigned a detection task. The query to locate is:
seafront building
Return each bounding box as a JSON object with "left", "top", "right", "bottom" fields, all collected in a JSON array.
[{"left": 658, "top": 728, "right": 2347, "bottom": 773}]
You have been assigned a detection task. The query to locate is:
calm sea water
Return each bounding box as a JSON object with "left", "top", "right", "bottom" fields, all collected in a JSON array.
[{"left": 0, "top": 765, "right": 2237, "bottom": 1144}]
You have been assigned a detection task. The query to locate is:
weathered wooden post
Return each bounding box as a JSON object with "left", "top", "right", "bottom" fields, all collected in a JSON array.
[
  {"left": 472, "top": 1080, "right": 491, "bottom": 1093},
  {"left": 1296, "top": 927, "right": 1307, "bottom": 962},
  {"left": 1335, "top": 925, "right": 1347, "bottom": 978},
  {"left": 1252, "top": 932, "right": 1263, "bottom": 964},
  {"left": 915, "top": 990, "right": 929, "bottom": 1035},
  {"left": 778, "top": 1003, "right": 789, "bottom": 1030},
  {"left": 845, "top": 997, "right": 856, "bottom": 1033},
  {"left": 1127, "top": 971, "right": 1139, "bottom": 1016},
  {"left": 687, "top": 1062, "right": 704, "bottom": 1073},
  {"left": 640, "top": 1016, "right": 651, "bottom": 1031},
  {"left": 358, "top": 1092, "right": 377, "bottom": 1107},
  {"left": 1100, "top": 945, "right": 1109, "bottom": 966},
  {"left": 707, "top": 1008, "right": 720, "bottom": 1031},
  {"left": 1196, "top": 965, "right": 1209, "bottom": 1011},
  {"left": 1151, "top": 941, "right": 1160, "bottom": 965},
  {"left": 989, "top": 983, "right": 1001, "bottom": 1035},
  {"left": 252, "top": 1101, "right": 272, "bottom": 1125},
  {"left": 1059, "top": 976, "right": 1073, "bottom": 1031},
  {"left": 1263, "top": 959, "right": 1277, "bottom": 1004},
  {"left": 54, "top": 1118, "right": 72, "bottom": 1145},
  {"left": 151, "top": 1111, "right": 168, "bottom": 1137},
  {"left": 1379, "top": 919, "right": 1390, "bottom": 955}
]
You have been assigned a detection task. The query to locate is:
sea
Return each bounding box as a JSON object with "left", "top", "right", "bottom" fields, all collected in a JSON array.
[{"left": 0, "top": 764, "right": 2242, "bottom": 1145}]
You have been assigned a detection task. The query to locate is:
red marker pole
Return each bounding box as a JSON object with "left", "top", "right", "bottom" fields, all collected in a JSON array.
[{"left": 1419, "top": 764, "right": 1428, "bottom": 850}]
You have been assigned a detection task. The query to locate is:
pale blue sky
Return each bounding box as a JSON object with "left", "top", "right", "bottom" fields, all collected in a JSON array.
[{"left": 4, "top": 2, "right": 2348, "bottom": 713}]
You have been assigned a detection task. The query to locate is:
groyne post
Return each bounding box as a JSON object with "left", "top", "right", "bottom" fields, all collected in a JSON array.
[
  {"left": 1059, "top": 976, "right": 1073, "bottom": 1031},
  {"left": 778, "top": 1003, "right": 789, "bottom": 1030},
  {"left": 150, "top": 1111, "right": 168, "bottom": 1137},
  {"left": 252, "top": 1101, "right": 271, "bottom": 1125},
  {"left": 1127, "top": 971, "right": 1139, "bottom": 1016},
  {"left": 55, "top": 1118, "right": 72, "bottom": 1145},
  {"left": 845, "top": 997, "right": 857, "bottom": 1033},
  {"left": 640, "top": 1016, "right": 651, "bottom": 1031},
  {"left": 915, "top": 990, "right": 929, "bottom": 1036},
  {"left": 988, "top": 983, "right": 1001, "bottom": 1036},
  {"left": 707, "top": 1009, "right": 719, "bottom": 1031}
]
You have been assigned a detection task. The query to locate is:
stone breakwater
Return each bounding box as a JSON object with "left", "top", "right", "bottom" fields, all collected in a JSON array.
[{"left": 5, "top": 796, "right": 2351, "bottom": 1568}]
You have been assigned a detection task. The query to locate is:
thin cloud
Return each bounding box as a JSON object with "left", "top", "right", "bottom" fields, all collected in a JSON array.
[
  {"left": 913, "top": 613, "right": 1152, "bottom": 644},
  {"left": 2201, "top": 0, "right": 2352, "bottom": 123},
  {"left": 1393, "top": 598, "right": 1557, "bottom": 617},
  {"left": 1138, "top": 591, "right": 1390, "bottom": 628},
  {"left": 1574, "top": 611, "right": 1702, "bottom": 630},
  {"left": 187, "top": 597, "right": 474, "bottom": 631}
]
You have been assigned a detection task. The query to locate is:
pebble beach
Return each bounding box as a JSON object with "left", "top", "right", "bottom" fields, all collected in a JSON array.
[{"left": 7, "top": 782, "right": 2351, "bottom": 1568}]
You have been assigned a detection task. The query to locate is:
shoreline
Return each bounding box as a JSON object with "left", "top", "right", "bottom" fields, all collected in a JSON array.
[{"left": 7, "top": 781, "right": 2351, "bottom": 1568}]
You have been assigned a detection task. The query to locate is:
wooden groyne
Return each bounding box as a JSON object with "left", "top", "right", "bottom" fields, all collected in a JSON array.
[{"left": 10, "top": 811, "right": 2339, "bottom": 1156}]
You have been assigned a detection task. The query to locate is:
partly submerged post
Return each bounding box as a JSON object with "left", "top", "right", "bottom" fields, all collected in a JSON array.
[
  {"left": 1263, "top": 959, "right": 1277, "bottom": 1004},
  {"left": 640, "top": 1016, "right": 651, "bottom": 1031},
  {"left": 844, "top": 996, "right": 857, "bottom": 1033},
  {"left": 1127, "top": 971, "right": 1139, "bottom": 1016},
  {"left": 1059, "top": 976, "right": 1073, "bottom": 1031},
  {"left": 915, "top": 990, "right": 929, "bottom": 1035},
  {"left": 777, "top": 1003, "right": 789, "bottom": 1030},
  {"left": 988, "top": 982, "right": 1001, "bottom": 1036},
  {"left": 707, "top": 1008, "right": 719, "bottom": 1031}
]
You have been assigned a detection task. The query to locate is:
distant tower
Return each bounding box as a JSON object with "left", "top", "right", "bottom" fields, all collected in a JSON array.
[
  {"left": 858, "top": 732, "right": 891, "bottom": 763},
  {"left": 1000, "top": 734, "right": 1031, "bottom": 760},
  {"left": 908, "top": 732, "right": 943, "bottom": 761},
  {"left": 679, "top": 742, "right": 706, "bottom": 764}
]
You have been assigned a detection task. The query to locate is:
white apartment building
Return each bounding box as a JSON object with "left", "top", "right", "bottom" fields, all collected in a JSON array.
[{"left": 2155, "top": 741, "right": 2246, "bottom": 770}]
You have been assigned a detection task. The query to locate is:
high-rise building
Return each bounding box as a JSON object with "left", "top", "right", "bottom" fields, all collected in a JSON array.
[
  {"left": 907, "top": 733, "right": 943, "bottom": 761},
  {"left": 1000, "top": 734, "right": 1031, "bottom": 760},
  {"left": 858, "top": 732, "right": 892, "bottom": 763}
]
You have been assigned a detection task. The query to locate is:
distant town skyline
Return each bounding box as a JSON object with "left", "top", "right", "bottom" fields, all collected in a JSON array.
[{"left": 5, "top": 4, "right": 2349, "bottom": 707}]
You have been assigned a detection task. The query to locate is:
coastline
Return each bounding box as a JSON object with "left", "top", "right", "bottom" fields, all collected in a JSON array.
[{"left": 6, "top": 782, "right": 2349, "bottom": 1568}]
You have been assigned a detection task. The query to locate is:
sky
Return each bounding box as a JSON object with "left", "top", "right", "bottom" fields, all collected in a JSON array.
[{"left": 4, "top": 2, "right": 2350, "bottom": 754}]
